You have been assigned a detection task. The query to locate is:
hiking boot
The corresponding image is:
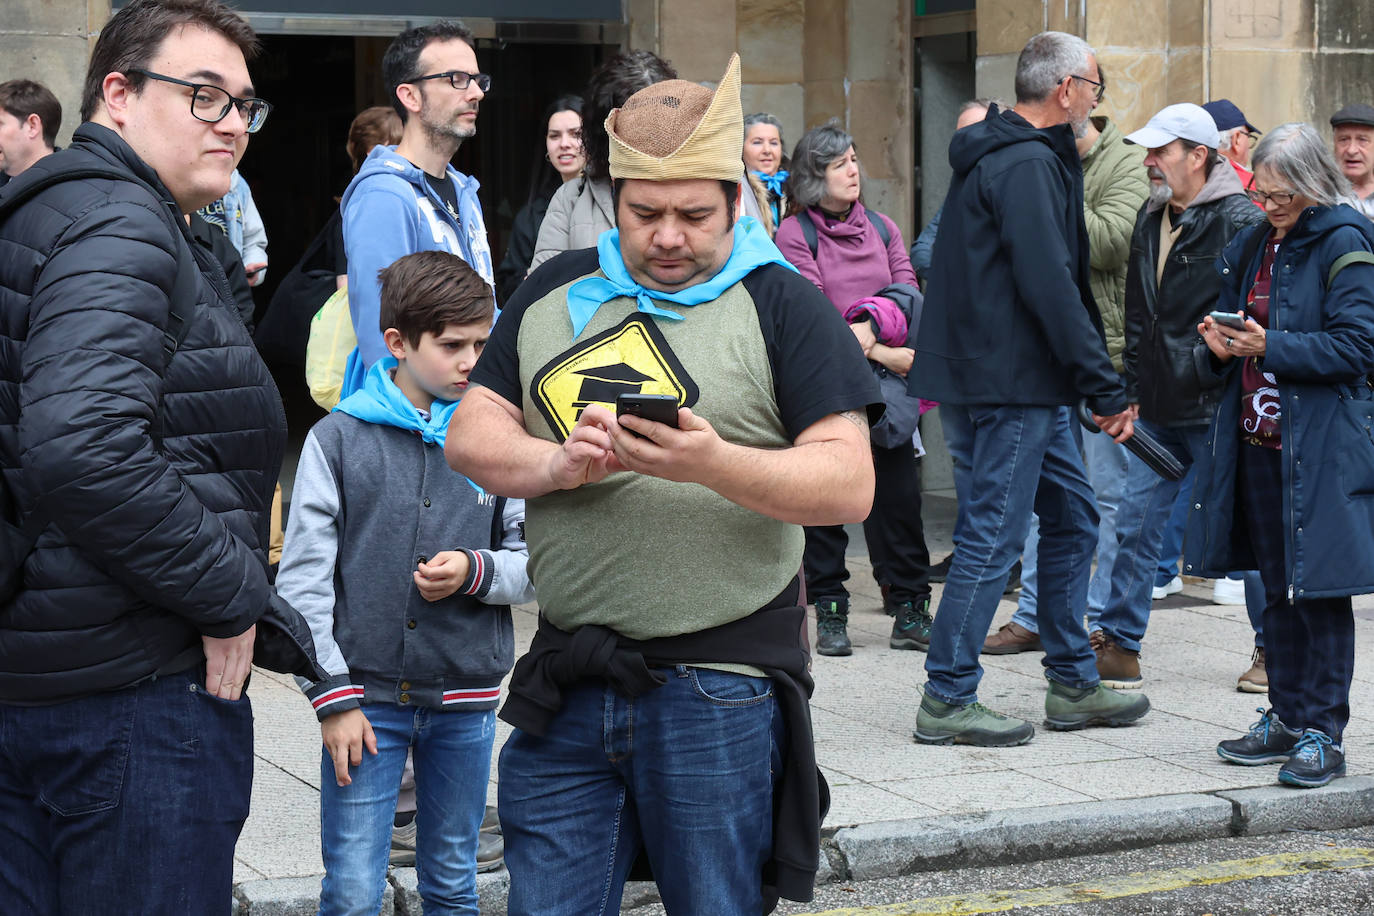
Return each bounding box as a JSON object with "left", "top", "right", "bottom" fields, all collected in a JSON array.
[
  {"left": 481, "top": 804, "right": 500, "bottom": 834},
  {"left": 889, "top": 599, "right": 933, "bottom": 651},
  {"left": 1152, "top": 575, "right": 1183, "bottom": 600},
  {"left": 1217, "top": 707, "right": 1300, "bottom": 765},
  {"left": 1278, "top": 730, "right": 1346, "bottom": 788},
  {"left": 476, "top": 832, "right": 505, "bottom": 872},
  {"left": 928, "top": 554, "right": 953, "bottom": 583},
  {"left": 913, "top": 691, "right": 1035, "bottom": 747},
  {"left": 390, "top": 817, "right": 417, "bottom": 866},
  {"left": 814, "top": 599, "right": 852, "bottom": 657},
  {"left": 1237, "top": 647, "right": 1268, "bottom": 694},
  {"left": 1044, "top": 679, "right": 1150, "bottom": 730},
  {"left": 982, "top": 621, "right": 1042, "bottom": 655},
  {"left": 1091, "top": 629, "right": 1143, "bottom": 689}
]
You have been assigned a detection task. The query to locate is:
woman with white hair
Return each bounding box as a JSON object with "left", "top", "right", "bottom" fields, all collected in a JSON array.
[{"left": 1191, "top": 122, "right": 1374, "bottom": 788}]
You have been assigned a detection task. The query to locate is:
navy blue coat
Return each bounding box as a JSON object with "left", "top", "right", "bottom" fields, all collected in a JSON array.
[{"left": 1184, "top": 204, "right": 1374, "bottom": 599}]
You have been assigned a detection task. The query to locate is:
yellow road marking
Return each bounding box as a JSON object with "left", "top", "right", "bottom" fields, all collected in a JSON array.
[{"left": 797, "top": 847, "right": 1374, "bottom": 915}]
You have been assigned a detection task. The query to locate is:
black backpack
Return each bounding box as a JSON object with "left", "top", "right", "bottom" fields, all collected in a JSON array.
[{"left": 0, "top": 164, "right": 198, "bottom": 601}]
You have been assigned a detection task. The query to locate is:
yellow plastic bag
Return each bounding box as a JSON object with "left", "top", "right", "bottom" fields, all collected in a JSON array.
[{"left": 304, "top": 288, "right": 355, "bottom": 410}]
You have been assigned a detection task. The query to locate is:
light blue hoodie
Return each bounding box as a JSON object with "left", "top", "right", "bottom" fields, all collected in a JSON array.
[{"left": 339, "top": 144, "right": 495, "bottom": 397}]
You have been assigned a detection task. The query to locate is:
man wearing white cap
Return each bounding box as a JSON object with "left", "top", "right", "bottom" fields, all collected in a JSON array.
[
  {"left": 446, "top": 54, "right": 881, "bottom": 914},
  {"left": 1089, "top": 103, "right": 1265, "bottom": 688}
]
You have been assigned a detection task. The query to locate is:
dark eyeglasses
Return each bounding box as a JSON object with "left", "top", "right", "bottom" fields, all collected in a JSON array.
[
  {"left": 1246, "top": 131, "right": 1262, "bottom": 143},
  {"left": 1067, "top": 74, "right": 1106, "bottom": 103},
  {"left": 408, "top": 70, "right": 492, "bottom": 93},
  {"left": 1247, "top": 188, "right": 1296, "bottom": 205},
  {"left": 129, "top": 69, "right": 272, "bottom": 133}
]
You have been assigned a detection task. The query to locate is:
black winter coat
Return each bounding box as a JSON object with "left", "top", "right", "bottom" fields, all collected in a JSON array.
[
  {"left": 493, "top": 192, "right": 552, "bottom": 306},
  {"left": 0, "top": 123, "right": 321, "bottom": 704},
  {"left": 912, "top": 106, "right": 1126, "bottom": 414},
  {"left": 1122, "top": 168, "right": 1265, "bottom": 426}
]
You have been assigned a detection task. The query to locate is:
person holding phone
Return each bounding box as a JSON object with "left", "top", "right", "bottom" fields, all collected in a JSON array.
[{"left": 1191, "top": 123, "right": 1374, "bottom": 788}]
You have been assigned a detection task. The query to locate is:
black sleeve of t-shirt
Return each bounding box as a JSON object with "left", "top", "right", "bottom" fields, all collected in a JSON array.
[
  {"left": 469, "top": 247, "right": 601, "bottom": 409},
  {"left": 742, "top": 263, "right": 885, "bottom": 440}
]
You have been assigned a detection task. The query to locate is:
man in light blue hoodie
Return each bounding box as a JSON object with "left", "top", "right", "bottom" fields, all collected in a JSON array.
[{"left": 340, "top": 19, "right": 495, "bottom": 399}]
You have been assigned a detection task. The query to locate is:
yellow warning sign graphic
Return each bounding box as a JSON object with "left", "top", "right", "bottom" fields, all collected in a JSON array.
[{"left": 530, "top": 314, "right": 699, "bottom": 441}]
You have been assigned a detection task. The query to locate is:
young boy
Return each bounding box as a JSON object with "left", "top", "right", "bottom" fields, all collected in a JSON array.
[{"left": 277, "top": 250, "right": 532, "bottom": 916}]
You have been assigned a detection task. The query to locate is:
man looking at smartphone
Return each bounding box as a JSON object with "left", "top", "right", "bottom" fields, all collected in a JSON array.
[
  {"left": 1087, "top": 103, "right": 1264, "bottom": 688},
  {"left": 446, "top": 54, "right": 880, "bottom": 914}
]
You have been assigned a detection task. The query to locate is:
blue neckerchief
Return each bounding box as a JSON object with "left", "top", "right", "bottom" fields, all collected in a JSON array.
[
  {"left": 565, "top": 216, "right": 797, "bottom": 338},
  {"left": 752, "top": 169, "right": 788, "bottom": 198},
  {"left": 334, "top": 358, "right": 483, "bottom": 494}
]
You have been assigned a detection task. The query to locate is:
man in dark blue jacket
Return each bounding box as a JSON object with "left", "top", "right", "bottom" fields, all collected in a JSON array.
[
  {"left": 912, "top": 30, "right": 1150, "bottom": 747},
  {"left": 0, "top": 1, "right": 320, "bottom": 911}
]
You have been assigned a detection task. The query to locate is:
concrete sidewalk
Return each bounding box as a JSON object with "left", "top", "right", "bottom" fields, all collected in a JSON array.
[{"left": 231, "top": 494, "right": 1374, "bottom": 913}]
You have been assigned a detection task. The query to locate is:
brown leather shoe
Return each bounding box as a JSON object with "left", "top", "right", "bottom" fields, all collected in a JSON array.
[
  {"left": 1237, "top": 647, "right": 1268, "bottom": 693},
  {"left": 981, "top": 621, "right": 1042, "bottom": 655},
  {"left": 1091, "top": 629, "right": 1142, "bottom": 689}
]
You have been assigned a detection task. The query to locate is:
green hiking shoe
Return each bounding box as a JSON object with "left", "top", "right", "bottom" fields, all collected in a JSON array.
[
  {"left": 815, "top": 599, "right": 852, "bottom": 657},
  {"left": 913, "top": 691, "right": 1035, "bottom": 746},
  {"left": 889, "top": 599, "right": 933, "bottom": 651},
  {"left": 1044, "top": 679, "right": 1151, "bottom": 730}
]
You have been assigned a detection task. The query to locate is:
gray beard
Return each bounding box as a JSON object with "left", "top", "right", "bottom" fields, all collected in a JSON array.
[
  {"left": 1072, "top": 116, "right": 1090, "bottom": 139},
  {"left": 1149, "top": 180, "right": 1174, "bottom": 209}
]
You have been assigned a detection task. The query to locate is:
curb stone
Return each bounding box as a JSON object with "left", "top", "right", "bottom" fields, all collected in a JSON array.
[
  {"left": 1218, "top": 775, "right": 1374, "bottom": 836},
  {"left": 234, "top": 876, "right": 389, "bottom": 915},
  {"left": 390, "top": 866, "right": 509, "bottom": 916}
]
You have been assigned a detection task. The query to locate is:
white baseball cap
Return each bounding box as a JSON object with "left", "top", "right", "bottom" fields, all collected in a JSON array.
[{"left": 1124, "top": 103, "right": 1220, "bottom": 149}]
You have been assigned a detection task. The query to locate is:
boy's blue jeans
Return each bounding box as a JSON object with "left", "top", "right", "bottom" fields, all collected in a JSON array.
[
  {"left": 499, "top": 667, "right": 782, "bottom": 916},
  {"left": 318, "top": 703, "right": 494, "bottom": 916},
  {"left": 0, "top": 669, "right": 252, "bottom": 916}
]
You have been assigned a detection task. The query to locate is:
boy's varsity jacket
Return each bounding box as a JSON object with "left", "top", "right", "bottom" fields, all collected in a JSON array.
[{"left": 277, "top": 409, "right": 532, "bottom": 721}]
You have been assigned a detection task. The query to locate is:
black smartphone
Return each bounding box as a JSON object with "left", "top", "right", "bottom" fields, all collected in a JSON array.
[
  {"left": 1208, "top": 310, "right": 1248, "bottom": 331},
  {"left": 616, "top": 393, "right": 680, "bottom": 432}
]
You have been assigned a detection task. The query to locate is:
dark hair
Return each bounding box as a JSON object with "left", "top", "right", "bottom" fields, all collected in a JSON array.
[
  {"left": 581, "top": 50, "right": 677, "bottom": 184},
  {"left": 81, "top": 0, "right": 259, "bottom": 121},
  {"left": 379, "top": 250, "right": 493, "bottom": 346},
  {"left": 785, "top": 120, "right": 860, "bottom": 212},
  {"left": 611, "top": 179, "right": 738, "bottom": 227},
  {"left": 382, "top": 20, "right": 475, "bottom": 123},
  {"left": 1177, "top": 138, "right": 1225, "bottom": 178},
  {"left": 0, "top": 80, "right": 62, "bottom": 148},
  {"left": 347, "top": 105, "right": 402, "bottom": 173},
  {"left": 525, "top": 94, "right": 584, "bottom": 208}
]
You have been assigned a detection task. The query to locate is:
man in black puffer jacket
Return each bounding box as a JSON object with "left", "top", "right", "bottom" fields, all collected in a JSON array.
[
  {"left": 1088, "top": 103, "right": 1266, "bottom": 689},
  {"left": 0, "top": 2, "right": 321, "bottom": 912}
]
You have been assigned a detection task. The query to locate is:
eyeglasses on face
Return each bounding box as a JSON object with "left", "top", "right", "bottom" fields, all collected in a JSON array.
[
  {"left": 408, "top": 71, "right": 492, "bottom": 93},
  {"left": 1067, "top": 73, "right": 1106, "bottom": 103},
  {"left": 129, "top": 69, "right": 272, "bottom": 133},
  {"left": 1247, "top": 188, "right": 1296, "bottom": 205}
]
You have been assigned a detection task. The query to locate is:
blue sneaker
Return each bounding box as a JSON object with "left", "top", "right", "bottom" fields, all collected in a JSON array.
[
  {"left": 1217, "top": 708, "right": 1300, "bottom": 765},
  {"left": 1277, "top": 729, "right": 1345, "bottom": 788}
]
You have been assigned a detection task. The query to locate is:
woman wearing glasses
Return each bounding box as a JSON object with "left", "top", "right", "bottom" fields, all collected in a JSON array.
[{"left": 1192, "top": 123, "right": 1374, "bottom": 788}]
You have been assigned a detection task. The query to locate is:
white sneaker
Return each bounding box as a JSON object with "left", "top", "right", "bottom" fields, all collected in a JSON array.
[
  {"left": 1212, "top": 577, "right": 1246, "bottom": 605},
  {"left": 1152, "top": 576, "right": 1182, "bottom": 600}
]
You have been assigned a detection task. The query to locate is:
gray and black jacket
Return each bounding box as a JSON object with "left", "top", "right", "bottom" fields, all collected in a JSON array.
[{"left": 277, "top": 411, "right": 532, "bottom": 720}]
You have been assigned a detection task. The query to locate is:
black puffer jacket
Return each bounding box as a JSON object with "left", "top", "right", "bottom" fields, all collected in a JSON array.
[
  {"left": 1122, "top": 163, "right": 1265, "bottom": 426},
  {"left": 0, "top": 123, "right": 322, "bottom": 704}
]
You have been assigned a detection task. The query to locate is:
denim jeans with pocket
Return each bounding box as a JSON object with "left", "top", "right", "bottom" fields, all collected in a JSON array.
[
  {"left": 318, "top": 703, "right": 495, "bottom": 916},
  {"left": 500, "top": 666, "right": 782, "bottom": 916},
  {"left": 927, "top": 404, "right": 1100, "bottom": 704},
  {"left": 0, "top": 668, "right": 253, "bottom": 916}
]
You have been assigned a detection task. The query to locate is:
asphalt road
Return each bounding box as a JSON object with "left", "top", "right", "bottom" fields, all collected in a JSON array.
[{"left": 631, "top": 826, "right": 1374, "bottom": 915}]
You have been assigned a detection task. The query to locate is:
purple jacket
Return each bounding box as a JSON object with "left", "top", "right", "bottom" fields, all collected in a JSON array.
[{"left": 775, "top": 203, "right": 917, "bottom": 341}]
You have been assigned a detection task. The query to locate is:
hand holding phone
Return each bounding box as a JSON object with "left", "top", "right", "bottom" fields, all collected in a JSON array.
[
  {"left": 616, "top": 394, "right": 680, "bottom": 438},
  {"left": 1207, "top": 310, "right": 1248, "bottom": 331}
]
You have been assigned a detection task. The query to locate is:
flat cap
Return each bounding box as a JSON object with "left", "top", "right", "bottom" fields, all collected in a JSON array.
[{"left": 1331, "top": 103, "right": 1374, "bottom": 128}]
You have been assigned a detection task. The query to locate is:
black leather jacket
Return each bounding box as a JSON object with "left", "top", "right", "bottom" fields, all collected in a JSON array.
[{"left": 1123, "top": 165, "right": 1265, "bottom": 425}]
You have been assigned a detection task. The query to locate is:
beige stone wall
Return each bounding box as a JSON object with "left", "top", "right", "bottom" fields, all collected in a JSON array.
[
  {"left": 0, "top": 0, "right": 106, "bottom": 149},
  {"left": 634, "top": 0, "right": 914, "bottom": 239}
]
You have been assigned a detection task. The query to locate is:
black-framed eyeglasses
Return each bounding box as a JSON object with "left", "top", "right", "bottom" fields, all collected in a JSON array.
[
  {"left": 1247, "top": 188, "right": 1296, "bottom": 205},
  {"left": 129, "top": 69, "right": 272, "bottom": 133},
  {"left": 1067, "top": 74, "right": 1106, "bottom": 103},
  {"left": 1245, "top": 131, "right": 1262, "bottom": 143},
  {"left": 407, "top": 70, "right": 492, "bottom": 93}
]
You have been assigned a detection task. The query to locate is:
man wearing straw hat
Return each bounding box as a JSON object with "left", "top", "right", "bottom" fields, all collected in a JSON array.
[{"left": 447, "top": 53, "right": 881, "bottom": 914}]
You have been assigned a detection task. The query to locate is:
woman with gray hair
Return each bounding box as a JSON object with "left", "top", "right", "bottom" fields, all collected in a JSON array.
[
  {"left": 1190, "top": 122, "right": 1374, "bottom": 788},
  {"left": 743, "top": 112, "right": 788, "bottom": 231},
  {"left": 774, "top": 121, "right": 933, "bottom": 658}
]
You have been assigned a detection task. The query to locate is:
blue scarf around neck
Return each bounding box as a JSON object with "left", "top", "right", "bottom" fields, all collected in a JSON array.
[
  {"left": 752, "top": 169, "right": 788, "bottom": 198},
  {"left": 564, "top": 215, "right": 797, "bottom": 339}
]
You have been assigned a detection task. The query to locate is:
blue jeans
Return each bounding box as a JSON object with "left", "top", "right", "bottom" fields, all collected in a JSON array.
[
  {"left": 1012, "top": 430, "right": 1132, "bottom": 633},
  {"left": 1153, "top": 465, "right": 1194, "bottom": 586},
  {"left": 928, "top": 405, "right": 1100, "bottom": 703},
  {"left": 500, "top": 667, "right": 782, "bottom": 916},
  {"left": 0, "top": 668, "right": 253, "bottom": 916},
  {"left": 318, "top": 704, "right": 495, "bottom": 916}
]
